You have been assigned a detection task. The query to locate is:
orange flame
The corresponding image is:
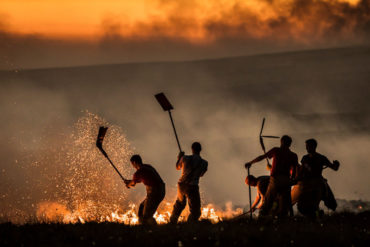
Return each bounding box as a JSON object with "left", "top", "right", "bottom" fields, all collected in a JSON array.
[{"left": 36, "top": 201, "right": 243, "bottom": 225}]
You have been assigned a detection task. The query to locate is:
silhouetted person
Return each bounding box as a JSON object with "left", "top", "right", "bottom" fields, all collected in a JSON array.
[
  {"left": 170, "top": 142, "right": 208, "bottom": 223},
  {"left": 246, "top": 175, "right": 299, "bottom": 215},
  {"left": 125, "top": 154, "right": 165, "bottom": 225},
  {"left": 245, "top": 135, "right": 298, "bottom": 217},
  {"left": 294, "top": 139, "right": 339, "bottom": 217},
  {"left": 245, "top": 175, "right": 270, "bottom": 212}
]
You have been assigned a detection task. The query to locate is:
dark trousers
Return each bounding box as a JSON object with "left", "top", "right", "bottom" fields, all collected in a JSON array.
[
  {"left": 260, "top": 176, "right": 292, "bottom": 217},
  {"left": 322, "top": 179, "right": 337, "bottom": 211},
  {"left": 138, "top": 183, "right": 165, "bottom": 225},
  {"left": 170, "top": 183, "right": 201, "bottom": 223},
  {"left": 296, "top": 178, "right": 324, "bottom": 217}
]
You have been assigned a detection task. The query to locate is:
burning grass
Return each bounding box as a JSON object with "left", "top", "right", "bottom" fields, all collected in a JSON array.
[
  {"left": 34, "top": 200, "right": 241, "bottom": 225},
  {"left": 2, "top": 112, "right": 369, "bottom": 246},
  {"left": 1, "top": 211, "right": 369, "bottom": 247},
  {"left": 0, "top": 112, "right": 243, "bottom": 225}
]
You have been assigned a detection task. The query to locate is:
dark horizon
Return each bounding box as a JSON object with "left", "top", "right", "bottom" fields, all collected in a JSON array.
[{"left": 1, "top": 44, "right": 369, "bottom": 72}]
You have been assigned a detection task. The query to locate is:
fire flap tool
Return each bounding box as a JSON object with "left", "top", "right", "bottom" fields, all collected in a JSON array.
[
  {"left": 96, "top": 126, "right": 128, "bottom": 183},
  {"left": 259, "top": 118, "right": 280, "bottom": 170},
  {"left": 245, "top": 118, "right": 279, "bottom": 219},
  {"left": 155, "top": 92, "right": 182, "bottom": 152},
  {"left": 247, "top": 166, "right": 253, "bottom": 220}
]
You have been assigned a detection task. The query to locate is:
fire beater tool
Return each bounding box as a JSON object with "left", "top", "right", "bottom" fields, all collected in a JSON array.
[
  {"left": 247, "top": 166, "right": 252, "bottom": 220},
  {"left": 244, "top": 118, "right": 279, "bottom": 219},
  {"left": 259, "top": 118, "right": 297, "bottom": 216},
  {"left": 96, "top": 126, "right": 128, "bottom": 183},
  {"left": 259, "top": 118, "right": 280, "bottom": 170},
  {"left": 155, "top": 92, "right": 182, "bottom": 152}
]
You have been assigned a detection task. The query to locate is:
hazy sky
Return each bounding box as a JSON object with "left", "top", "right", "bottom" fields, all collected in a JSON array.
[{"left": 1, "top": 0, "right": 369, "bottom": 69}]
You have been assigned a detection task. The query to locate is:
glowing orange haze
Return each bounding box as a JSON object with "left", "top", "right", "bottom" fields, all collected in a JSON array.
[{"left": 0, "top": 0, "right": 364, "bottom": 41}]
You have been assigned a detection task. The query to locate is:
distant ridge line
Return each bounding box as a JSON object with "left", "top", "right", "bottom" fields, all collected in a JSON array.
[{"left": 1, "top": 45, "right": 369, "bottom": 73}]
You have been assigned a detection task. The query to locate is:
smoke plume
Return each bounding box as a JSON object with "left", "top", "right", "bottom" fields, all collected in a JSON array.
[{"left": 1, "top": 0, "right": 369, "bottom": 69}]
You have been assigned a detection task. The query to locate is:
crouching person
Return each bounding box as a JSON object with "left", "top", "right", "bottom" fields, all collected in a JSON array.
[
  {"left": 245, "top": 175, "right": 270, "bottom": 213},
  {"left": 170, "top": 142, "right": 208, "bottom": 223},
  {"left": 125, "top": 154, "right": 165, "bottom": 225}
]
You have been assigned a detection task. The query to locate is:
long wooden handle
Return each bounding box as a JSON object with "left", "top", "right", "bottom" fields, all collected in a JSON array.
[
  {"left": 247, "top": 167, "right": 252, "bottom": 220},
  {"left": 168, "top": 110, "right": 182, "bottom": 152},
  {"left": 98, "top": 147, "right": 127, "bottom": 182}
]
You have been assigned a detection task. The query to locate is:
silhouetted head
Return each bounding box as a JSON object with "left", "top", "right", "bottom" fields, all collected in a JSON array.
[
  {"left": 280, "top": 135, "right": 292, "bottom": 148},
  {"left": 191, "top": 142, "right": 202, "bottom": 154},
  {"left": 130, "top": 154, "right": 143, "bottom": 169},
  {"left": 245, "top": 175, "right": 257, "bottom": 187},
  {"left": 305, "top": 139, "right": 317, "bottom": 154}
]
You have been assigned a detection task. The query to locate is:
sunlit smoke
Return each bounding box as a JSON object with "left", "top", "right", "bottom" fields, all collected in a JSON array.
[
  {"left": 1, "top": 0, "right": 369, "bottom": 69},
  {"left": 1, "top": 0, "right": 368, "bottom": 43},
  {"left": 93, "top": 0, "right": 370, "bottom": 45}
]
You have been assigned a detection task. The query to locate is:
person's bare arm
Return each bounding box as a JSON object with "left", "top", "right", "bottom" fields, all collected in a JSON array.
[
  {"left": 290, "top": 156, "right": 298, "bottom": 181},
  {"left": 256, "top": 194, "right": 264, "bottom": 209},
  {"left": 251, "top": 193, "right": 261, "bottom": 212},
  {"left": 200, "top": 162, "right": 208, "bottom": 177},
  {"left": 176, "top": 152, "right": 185, "bottom": 170},
  {"left": 245, "top": 148, "right": 276, "bottom": 169},
  {"left": 124, "top": 180, "right": 136, "bottom": 189},
  {"left": 245, "top": 152, "right": 271, "bottom": 168},
  {"left": 327, "top": 160, "right": 340, "bottom": 171}
]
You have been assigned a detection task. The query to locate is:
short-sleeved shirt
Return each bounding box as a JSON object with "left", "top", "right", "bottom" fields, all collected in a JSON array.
[
  {"left": 177, "top": 154, "right": 208, "bottom": 185},
  {"left": 257, "top": 176, "right": 270, "bottom": 196},
  {"left": 133, "top": 164, "right": 164, "bottom": 189},
  {"left": 266, "top": 147, "right": 298, "bottom": 178},
  {"left": 301, "top": 152, "right": 331, "bottom": 179}
]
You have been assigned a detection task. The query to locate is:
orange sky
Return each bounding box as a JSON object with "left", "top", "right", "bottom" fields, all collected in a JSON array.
[
  {"left": 0, "top": 0, "right": 363, "bottom": 40},
  {"left": 0, "top": 0, "right": 155, "bottom": 38}
]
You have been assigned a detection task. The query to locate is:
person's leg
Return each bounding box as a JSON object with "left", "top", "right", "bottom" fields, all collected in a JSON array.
[
  {"left": 291, "top": 185, "right": 300, "bottom": 205},
  {"left": 278, "top": 185, "right": 292, "bottom": 217},
  {"left": 142, "top": 185, "right": 166, "bottom": 225},
  {"left": 312, "top": 185, "right": 322, "bottom": 217},
  {"left": 138, "top": 199, "right": 146, "bottom": 224},
  {"left": 170, "top": 183, "right": 187, "bottom": 223},
  {"left": 323, "top": 181, "right": 337, "bottom": 211},
  {"left": 186, "top": 185, "right": 201, "bottom": 222},
  {"left": 142, "top": 197, "right": 157, "bottom": 225},
  {"left": 288, "top": 187, "right": 294, "bottom": 217},
  {"left": 260, "top": 177, "right": 278, "bottom": 216},
  {"left": 297, "top": 180, "right": 318, "bottom": 217}
]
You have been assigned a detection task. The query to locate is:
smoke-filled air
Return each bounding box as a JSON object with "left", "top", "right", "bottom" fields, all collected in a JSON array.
[
  {"left": 1, "top": 0, "right": 370, "bottom": 69},
  {"left": 0, "top": 0, "right": 369, "bottom": 226},
  {"left": 1, "top": 45, "right": 369, "bottom": 224}
]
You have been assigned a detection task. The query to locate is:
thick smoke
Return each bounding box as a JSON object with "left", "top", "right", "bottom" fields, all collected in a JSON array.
[
  {"left": 1, "top": 0, "right": 370, "bottom": 69},
  {"left": 0, "top": 46, "right": 369, "bottom": 223}
]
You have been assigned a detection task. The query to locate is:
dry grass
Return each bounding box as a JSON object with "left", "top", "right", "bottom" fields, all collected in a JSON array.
[{"left": 0, "top": 211, "right": 369, "bottom": 247}]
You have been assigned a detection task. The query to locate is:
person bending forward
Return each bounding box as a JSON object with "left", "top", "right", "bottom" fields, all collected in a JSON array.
[{"left": 125, "top": 154, "right": 165, "bottom": 225}]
